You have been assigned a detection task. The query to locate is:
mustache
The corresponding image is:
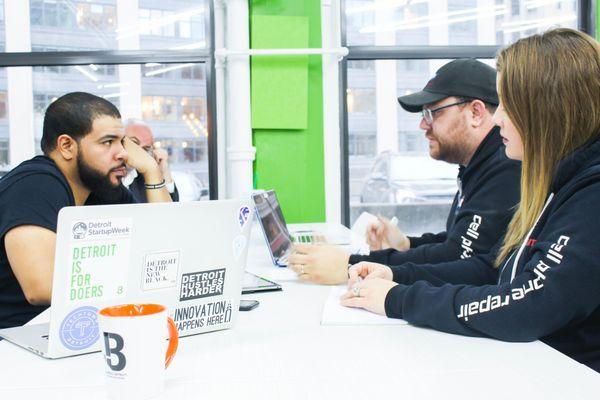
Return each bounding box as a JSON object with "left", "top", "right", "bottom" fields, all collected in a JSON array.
[{"left": 109, "top": 163, "right": 127, "bottom": 173}]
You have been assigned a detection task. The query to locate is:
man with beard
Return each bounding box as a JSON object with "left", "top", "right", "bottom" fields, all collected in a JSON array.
[
  {"left": 0, "top": 92, "right": 171, "bottom": 328},
  {"left": 288, "top": 59, "right": 521, "bottom": 284}
]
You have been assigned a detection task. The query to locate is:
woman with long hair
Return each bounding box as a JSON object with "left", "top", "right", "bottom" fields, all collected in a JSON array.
[{"left": 340, "top": 28, "right": 600, "bottom": 372}]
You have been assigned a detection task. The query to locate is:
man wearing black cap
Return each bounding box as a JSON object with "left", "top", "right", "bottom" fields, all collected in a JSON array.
[{"left": 288, "top": 59, "right": 521, "bottom": 285}]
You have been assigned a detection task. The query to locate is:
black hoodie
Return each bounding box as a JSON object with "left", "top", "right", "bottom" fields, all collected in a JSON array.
[
  {"left": 350, "top": 126, "right": 521, "bottom": 266},
  {"left": 384, "top": 138, "right": 600, "bottom": 372}
]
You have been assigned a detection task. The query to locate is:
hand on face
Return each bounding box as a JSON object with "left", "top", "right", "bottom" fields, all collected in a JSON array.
[
  {"left": 288, "top": 243, "right": 350, "bottom": 285},
  {"left": 122, "top": 136, "right": 160, "bottom": 176},
  {"left": 152, "top": 148, "right": 174, "bottom": 182},
  {"left": 340, "top": 277, "right": 398, "bottom": 316},
  {"left": 152, "top": 147, "right": 168, "bottom": 170},
  {"left": 366, "top": 217, "right": 409, "bottom": 251}
]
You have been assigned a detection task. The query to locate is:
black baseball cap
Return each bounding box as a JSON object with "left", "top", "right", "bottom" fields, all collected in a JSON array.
[{"left": 398, "top": 59, "right": 499, "bottom": 113}]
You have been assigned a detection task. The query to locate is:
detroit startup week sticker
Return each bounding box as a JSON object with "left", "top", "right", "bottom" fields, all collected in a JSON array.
[{"left": 67, "top": 218, "right": 132, "bottom": 303}]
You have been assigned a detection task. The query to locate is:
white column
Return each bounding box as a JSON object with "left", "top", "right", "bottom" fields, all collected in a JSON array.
[
  {"left": 116, "top": 1, "right": 142, "bottom": 119},
  {"left": 224, "top": 0, "right": 255, "bottom": 199},
  {"left": 374, "top": 0, "right": 397, "bottom": 154},
  {"left": 5, "top": 0, "right": 35, "bottom": 165},
  {"left": 321, "top": 0, "right": 342, "bottom": 223},
  {"left": 214, "top": 0, "right": 228, "bottom": 199},
  {"left": 477, "top": 0, "right": 496, "bottom": 45},
  {"left": 428, "top": 0, "right": 449, "bottom": 74}
]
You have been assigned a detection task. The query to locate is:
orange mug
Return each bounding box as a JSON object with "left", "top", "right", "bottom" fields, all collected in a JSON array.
[{"left": 98, "top": 304, "right": 178, "bottom": 400}]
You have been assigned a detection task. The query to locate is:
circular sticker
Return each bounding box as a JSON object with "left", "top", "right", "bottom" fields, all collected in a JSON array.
[
  {"left": 233, "top": 235, "right": 247, "bottom": 261},
  {"left": 59, "top": 306, "right": 100, "bottom": 351}
]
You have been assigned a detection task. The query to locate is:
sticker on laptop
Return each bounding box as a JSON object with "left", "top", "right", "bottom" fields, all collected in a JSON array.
[
  {"left": 172, "top": 298, "right": 233, "bottom": 333},
  {"left": 238, "top": 206, "right": 251, "bottom": 231},
  {"left": 67, "top": 239, "right": 130, "bottom": 303},
  {"left": 71, "top": 218, "right": 132, "bottom": 241},
  {"left": 179, "top": 268, "right": 226, "bottom": 301},
  {"left": 141, "top": 251, "right": 180, "bottom": 291},
  {"left": 232, "top": 235, "right": 247, "bottom": 261},
  {"left": 59, "top": 306, "right": 100, "bottom": 351}
]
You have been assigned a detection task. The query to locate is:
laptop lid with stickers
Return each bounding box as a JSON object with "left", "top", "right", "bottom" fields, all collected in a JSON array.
[{"left": 46, "top": 199, "right": 253, "bottom": 358}]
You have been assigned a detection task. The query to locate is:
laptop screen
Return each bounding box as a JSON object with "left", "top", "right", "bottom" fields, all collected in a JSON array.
[{"left": 252, "top": 191, "right": 292, "bottom": 259}]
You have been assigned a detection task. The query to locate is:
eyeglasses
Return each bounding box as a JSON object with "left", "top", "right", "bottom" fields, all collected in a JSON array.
[{"left": 421, "top": 100, "right": 469, "bottom": 125}]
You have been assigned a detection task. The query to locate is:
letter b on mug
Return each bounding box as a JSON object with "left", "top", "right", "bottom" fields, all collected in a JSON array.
[
  {"left": 98, "top": 304, "right": 178, "bottom": 400},
  {"left": 103, "top": 332, "right": 126, "bottom": 371}
]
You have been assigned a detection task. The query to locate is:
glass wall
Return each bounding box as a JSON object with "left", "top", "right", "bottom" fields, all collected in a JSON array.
[
  {"left": 345, "top": 0, "right": 578, "bottom": 46},
  {"left": 0, "top": 0, "right": 212, "bottom": 200},
  {"left": 29, "top": 0, "right": 206, "bottom": 50},
  {"left": 344, "top": 0, "right": 584, "bottom": 233}
]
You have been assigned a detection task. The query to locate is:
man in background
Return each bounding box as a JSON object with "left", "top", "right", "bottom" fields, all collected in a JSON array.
[{"left": 124, "top": 118, "right": 179, "bottom": 202}]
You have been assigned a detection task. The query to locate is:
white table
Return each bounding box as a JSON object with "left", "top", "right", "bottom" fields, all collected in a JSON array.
[{"left": 1, "top": 223, "right": 599, "bottom": 399}]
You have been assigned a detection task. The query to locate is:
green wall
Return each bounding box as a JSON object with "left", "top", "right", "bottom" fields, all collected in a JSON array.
[
  {"left": 250, "top": 0, "right": 325, "bottom": 223},
  {"left": 597, "top": 2, "right": 599, "bottom": 41}
]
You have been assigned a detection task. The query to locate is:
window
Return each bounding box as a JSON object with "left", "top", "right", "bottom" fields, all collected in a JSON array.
[
  {"left": 28, "top": 62, "right": 210, "bottom": 199},
  {"left": 345, "top": 0, "right": 579, "bottom": 46},
  {"left": 0, "top": 139, "right": 7, "bottom": 170},
  {"left": 1, "top": 0, "right": 214, "bottom": 199},
  {"left": 346, "top": 59, "right": 459, "bottom": 232},
  {"left": 0, "top": 92, "right": 7, "bottom": 119},
  {"left": 341, "top": 0, "right": 588, "bottom": 228},
  {"left": 511, "top": 0, "right": 521, "bottom": 16},
  {"left": 29, "top": 1, "right": 206, "bottom": 51},
  {"left": 347, "top": 88, "right": 375, "bottom": 114}
]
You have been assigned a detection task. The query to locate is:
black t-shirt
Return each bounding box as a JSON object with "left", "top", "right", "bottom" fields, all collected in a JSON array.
[{"left": 0, "top": 156, "right": 136, "bottom": 328}]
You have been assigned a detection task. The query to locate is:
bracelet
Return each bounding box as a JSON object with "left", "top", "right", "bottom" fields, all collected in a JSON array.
[{"left": 144, "top": 179, "right": 166, "bottom": 190}]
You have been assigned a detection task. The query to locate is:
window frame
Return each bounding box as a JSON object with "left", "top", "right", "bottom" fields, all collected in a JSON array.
[
  {"left": 0, "top": 0, "right": 218, "bottom": 200},
  {"left": 339, "top": 0, "right": 596, "bottom": 226}
]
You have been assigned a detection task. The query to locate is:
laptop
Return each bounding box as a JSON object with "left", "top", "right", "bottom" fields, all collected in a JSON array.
[
  {"left": 252, "top": 190, "right": 351, "bottom": 267},
  {"left": 0, "top": 199, "right": 253, "bottom": 359}
]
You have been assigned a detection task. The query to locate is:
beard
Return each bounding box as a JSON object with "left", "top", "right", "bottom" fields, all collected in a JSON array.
[
  {"left": 77, "top": 152, "right": 125, "bottom": 202},
  {"left": 427, "top": 119, "right": 470, "bottom": 165}
]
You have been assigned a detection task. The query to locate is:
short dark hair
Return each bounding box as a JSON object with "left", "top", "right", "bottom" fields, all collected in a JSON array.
[{"left": 41, "top": 92, "right": 121, "bottom": 155}]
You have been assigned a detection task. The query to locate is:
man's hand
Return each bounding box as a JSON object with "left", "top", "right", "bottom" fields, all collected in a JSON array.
[
  {"left": 340, "top": 278, "right": 398, "bottom": 315},
  {"left": 347, "top": 262, "right": 393, "bottom": 288},
  {"left": 122, "top": 136, "right": 161, "bottom": 177},
  {"left": 122, "top": 137, "right": 171, "bottom": 203},
  {"left": 152, "top": 148, "right": 174, "bottom": 184},
  {"left": 288, "top": 243, "right": 350, "bottom": 285},
  {"left": 366, "top": 216, "right": 410, "bottom": 251}
]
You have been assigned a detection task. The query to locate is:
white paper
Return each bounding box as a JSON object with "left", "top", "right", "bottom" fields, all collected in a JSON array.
[
  {"left": 263, "top": 267, "right": 298, "bottom": 282},
  {"left": 321, "top": 286, "right": 408, "bottom": 326},
  {"left": 350, "top": 211, "right": 379, "bottom": 240}
]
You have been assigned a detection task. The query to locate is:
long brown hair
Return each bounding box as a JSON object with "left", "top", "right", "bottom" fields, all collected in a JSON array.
[{"left": 495, "top": 29, "right": 600, "bottom": 266}]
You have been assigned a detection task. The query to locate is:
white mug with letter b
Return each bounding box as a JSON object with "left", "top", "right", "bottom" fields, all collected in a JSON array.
[{"left": 98, "top": 304, "right": 179, "bottom": 400}]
